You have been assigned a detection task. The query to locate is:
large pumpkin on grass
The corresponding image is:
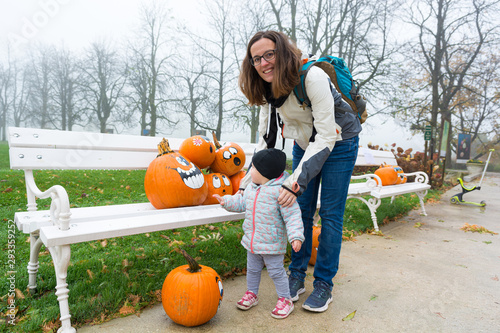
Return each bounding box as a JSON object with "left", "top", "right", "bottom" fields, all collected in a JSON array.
[
  {"left": 144, "top": 138, "right": 207, "bottom": 209},
  {"left": 179, "top": 135, "right": 216, "bottom": 169},
  {"left": 309, "top": 225, "right": 321, "bottom": 265},
  {"left": 374, "top": 163, "right": 398, "bottom": 186},
  {"left": 162, "top": 249, "right": 223, "bottom": 327},
  {"left": 203, "top": 173, "right": 233, "bottom": 205},
  {"left": 229, "top": 170, "right": 246, "bottom": 194},
  {"left": 210, "top": 132, "right": 246, "bottom": 176}
]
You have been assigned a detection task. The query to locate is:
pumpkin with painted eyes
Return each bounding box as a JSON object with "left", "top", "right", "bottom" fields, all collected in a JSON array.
[
  {"left": 145, "top": 138, "right": 208, "bottom": 209},
  {"left": 210, "top": 132, "right": 246, "bottom": 176},
  {"left": 203, "top": 173, "right": 233, "bottom": 205},
  {"left": 179, "top": 135, "right": 216, "bottom": 169},
  {"left": 392, "top": 165, "right": 407, "bottom": 184}
]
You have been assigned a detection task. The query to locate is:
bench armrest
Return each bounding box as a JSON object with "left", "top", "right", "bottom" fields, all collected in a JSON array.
[
  {"left": 403, "top": 171, "right": 429, "bottom": 184},
  {"left": 351, "top": 173, "right": 383, "bottom": 192},
  {"left": 24, "top": 170, "right": 71, "bottom": 231}
]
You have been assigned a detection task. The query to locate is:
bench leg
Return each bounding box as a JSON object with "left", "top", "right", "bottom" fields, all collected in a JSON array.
[
  {"left": 416, "top": 190, "right": 428, "bottom": 216},
  {"left": 48, "top": 245, "right": 76, "bottom": 333},
  {"left": 27, "top": 233, "right": 44, "bottom": 294},
  {"left": 347, "top": 195, "right": 382, "bottom": 232}
]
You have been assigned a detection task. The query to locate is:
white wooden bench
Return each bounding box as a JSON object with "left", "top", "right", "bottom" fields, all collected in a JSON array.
[
  {"left": 347, "top": 147, "right": 431, "bottom": 231},
  {"left": 8, "top": 127, "right": 256, "bottom": 333},
  {"left": 8, "top": 127, "right": 430, "bottom": 332}
]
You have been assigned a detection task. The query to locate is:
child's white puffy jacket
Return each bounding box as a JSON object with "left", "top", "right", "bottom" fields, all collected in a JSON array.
[{"left": 221, "top": 171, "right": 304, "bottom": 254}]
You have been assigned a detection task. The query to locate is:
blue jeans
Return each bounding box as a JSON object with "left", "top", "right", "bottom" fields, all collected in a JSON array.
[{"left": 289, "top": 136, "right": 359, "bottom": 289}]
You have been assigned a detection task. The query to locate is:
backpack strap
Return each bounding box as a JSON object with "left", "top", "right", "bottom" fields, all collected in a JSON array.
[{"left": 293, "top": 60, "right": 316, "bottom": 110}]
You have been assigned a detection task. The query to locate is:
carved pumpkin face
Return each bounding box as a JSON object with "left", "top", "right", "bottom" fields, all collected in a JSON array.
[
  {"left": 210, "top": 132, "right": 246, "bottom": 176},
  {"left": 179, "top": 135, "right": 216, "bottom": 169},
  {"left": 203, "top": 173, "right": 233, "bottom": 205},
  {"left": 145, "top": 139, "right": 208, "bottom": 209},
  {"left": 392, "top": 166, "right": 406, "bottom": 184}
]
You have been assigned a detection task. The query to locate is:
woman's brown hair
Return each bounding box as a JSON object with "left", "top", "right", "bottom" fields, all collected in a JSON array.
[{"left": 239, "top": 31, "right": 302, "bottom": 106}]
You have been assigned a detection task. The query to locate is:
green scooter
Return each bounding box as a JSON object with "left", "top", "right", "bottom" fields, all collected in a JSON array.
[{"left": 450, "top": 149, "right": 494, "bottom": 206}]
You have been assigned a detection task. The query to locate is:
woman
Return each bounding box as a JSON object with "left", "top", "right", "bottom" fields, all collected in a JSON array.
[{"left": 238, "top": 30, "right": 361, "bottom": 313}]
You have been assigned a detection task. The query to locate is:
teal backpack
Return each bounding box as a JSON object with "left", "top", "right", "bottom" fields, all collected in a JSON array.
[{"left": 293, "top": 55, "right": 367, "bottom": 123}]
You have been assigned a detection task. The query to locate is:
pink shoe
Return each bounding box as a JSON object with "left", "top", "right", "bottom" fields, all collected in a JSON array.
[
  {"left": 237, "top": 291, "right": 258, "bottom": 310},
  {"left": 271, "top": 297, "right": 294, "bottom": 319}
]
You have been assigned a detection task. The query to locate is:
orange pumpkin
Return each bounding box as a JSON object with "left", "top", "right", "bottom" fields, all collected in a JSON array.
[
  {"left": 203, "top": 173, "right": 233, "bottom": 205},
  {"left": 210, "top": 132, "right": 246, "bottom": 176},
  {"left": 309, "top": 225, "right": 321, "bottom": 265},
  {"left": 162, "top": 249, "right": 223, "bottom": 327},
  {"left": 229, "top": 170, "right": 246, "bottom": 194},
  {"left": 374, "top": 163, "right": 398, "bottom": 186},
  {"left": 144, "top": 138, "right": 208, "bottom": 209},
  {"left": 179, "top": 135, "right": 216, "bottom": 169}
]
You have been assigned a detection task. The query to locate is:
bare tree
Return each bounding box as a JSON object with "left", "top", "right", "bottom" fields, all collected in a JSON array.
[
  {"left": 265, "top": 0, "right": 400, "bottom": 119},
  {"left": 393, "top": 0, "right": 499, "bottom": 169},
  {"left": 127, "top": 2, "right": 176, "bottom": 136},
  {"left": 187, "top": 0, "right": 241, "bottom": 140},
  {"left": 52, "top": 46, "right": 84, "bottom": 131},
  {"left": 80, "top": 42, "right": 127, "bottom": 133},
  {"left": 0, "top": 56, "right": 13, "bottom": 140},
  {"left": 27, "top": 45, "right": 54, "bottom": 129}
]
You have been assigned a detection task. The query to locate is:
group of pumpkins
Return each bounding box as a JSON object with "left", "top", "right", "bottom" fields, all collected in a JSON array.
[
  {"left": 374, "top": 163, "right": 407, "bottom": 186},
  {"left": 147, "top": 134, "right": 244, "bottom": 326},
  {"left": 144, "top": 133, "right": 247, "bottom": 209}
]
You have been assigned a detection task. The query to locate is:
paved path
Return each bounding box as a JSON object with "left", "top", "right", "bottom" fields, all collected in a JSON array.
[{"left": 79, "top": 174, "right": 500, "bottom": 333}]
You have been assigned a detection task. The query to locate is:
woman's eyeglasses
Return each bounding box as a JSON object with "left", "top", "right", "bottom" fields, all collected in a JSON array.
[{"left": 250, "top": 49, "right": 276, "bottom": 66}]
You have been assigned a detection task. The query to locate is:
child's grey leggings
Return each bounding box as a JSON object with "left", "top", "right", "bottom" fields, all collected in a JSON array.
[{"left": 246, "top": 251, "right": 291, "bottom": 299}]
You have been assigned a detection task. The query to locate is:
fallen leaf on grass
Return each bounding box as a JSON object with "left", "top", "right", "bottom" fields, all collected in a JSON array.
[
  {"left": 42, "top": 320, "right": 59, "bottom": 333},
  {"left": 119, "top": 304, "right": 135, "bottom": 316},
  {"left": 15, "top": 288, "right": 25, "bottom": 299},
  {"left": 342, "top": 310, "right": 357, "bottom": 321},
  {"left": 87, "top": 269, "right": 94, "bottom": 280}
]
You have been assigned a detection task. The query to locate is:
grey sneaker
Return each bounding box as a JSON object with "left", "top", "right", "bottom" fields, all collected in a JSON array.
[
  {"left": 302, "top": 281, "right": 332, "bottom": 312},
  {"left": 288, "top": 275, "right": 305, "bottom": 302}
]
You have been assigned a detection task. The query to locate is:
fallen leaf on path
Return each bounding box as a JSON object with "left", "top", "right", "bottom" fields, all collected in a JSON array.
[
  {"left": 342, "top": 310, "right": 357, "bottom": 321},
  {"left": 492, "top": 275, "right": 499, "bottom": 281},
  {"left": 460, "top": 223, "right": 497, "bottom": 235},
  {"left": 369, "top": 295, "right": 378, "bottom": 301}
]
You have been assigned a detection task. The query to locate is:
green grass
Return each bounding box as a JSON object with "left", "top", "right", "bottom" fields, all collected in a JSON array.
[
  {"left": 0, "top": 141, "right": 8, "bottom": 169},
  {"left": 0, "top": 141, "right": 442, "bottom": 332}
]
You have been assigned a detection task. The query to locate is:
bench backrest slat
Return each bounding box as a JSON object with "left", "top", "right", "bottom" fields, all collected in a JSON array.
[
  {"left": 8, "top": 127, "right": 256, "bottom": 170},
  {"left": 10, "top": 147, "right": 159, "bottom": 170},
  {"left": 356, "top": 147, "right": 397, "bottom": 166},
  {"left": 8, "top": 127, "right": 398, "bottom": 170}
]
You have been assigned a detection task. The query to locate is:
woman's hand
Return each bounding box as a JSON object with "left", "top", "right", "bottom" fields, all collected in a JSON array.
[{"left": 278, "top": 187, "right": 297, "bottom": 207}]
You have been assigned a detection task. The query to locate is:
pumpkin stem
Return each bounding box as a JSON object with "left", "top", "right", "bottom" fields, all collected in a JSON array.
[
  {"left": 157, "top": 138, "right": 174, "bottom": 157},
  {"left": 181, "top": 249, "right": 201, "bottom": 273},
  {"left": 212, "top": 132, "right": 221, "bottom": 149}
]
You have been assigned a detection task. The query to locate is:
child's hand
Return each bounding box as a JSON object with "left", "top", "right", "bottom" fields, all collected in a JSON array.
[
  {"left": 212, "top": 194, "right": 225, "bottom": 205},
  {"left": 291, "top": 240, "right": 302, "bottom": 252}
]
